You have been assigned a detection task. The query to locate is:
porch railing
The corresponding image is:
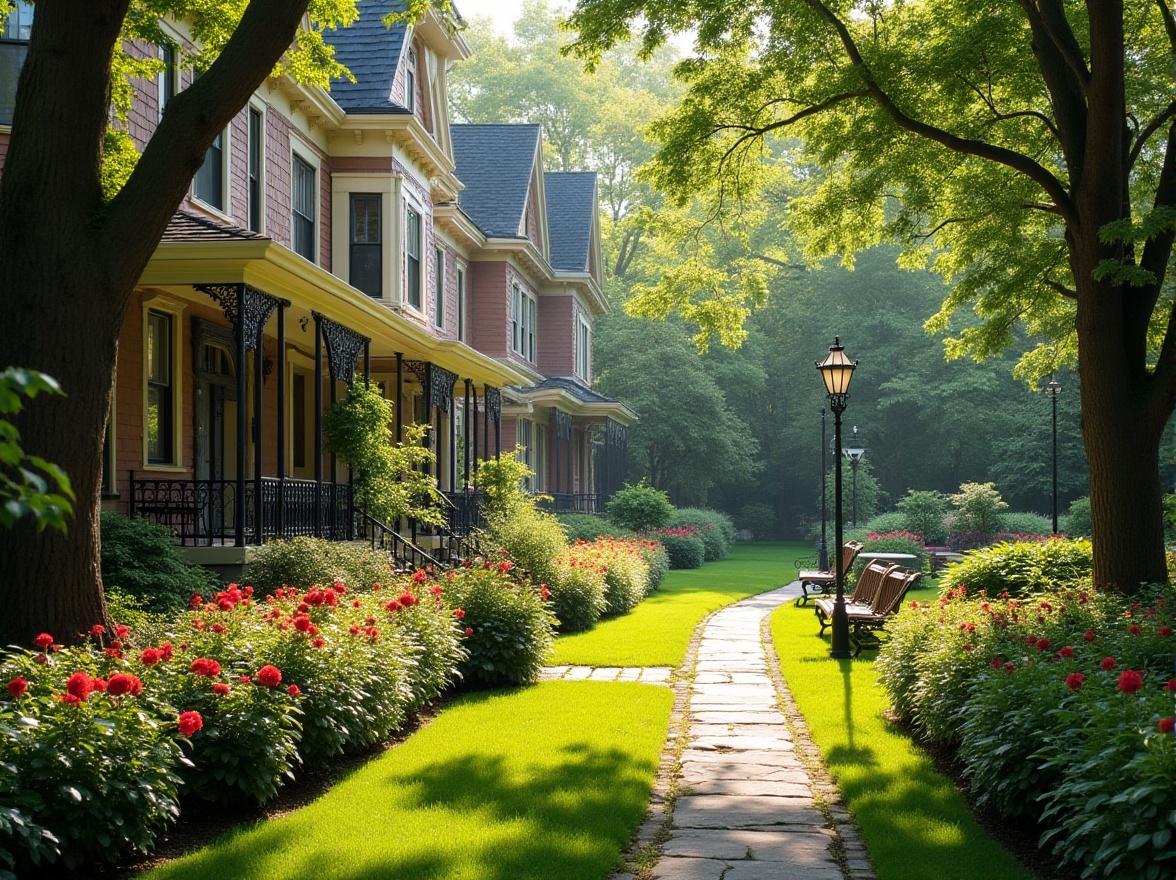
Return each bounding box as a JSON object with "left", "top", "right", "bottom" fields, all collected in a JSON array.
[
  {"left": 129, "top": 475, "right": 352, "bottom": 546},
  {"left": 357, "top": 512, "right": 443, "bottom": 573},
  {"left": 540, "top": 493, "right": 603, "bottom": 516}
]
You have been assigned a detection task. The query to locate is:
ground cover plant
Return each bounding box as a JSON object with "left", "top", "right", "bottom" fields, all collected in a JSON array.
[
  {"left": 138, "top": 681, "right": 673, "bottom": 880},
  {"left": 770, "top": 602, "right": 1034, "bottom": 880},
  {"left": 553, "top": 542, "right": 803, "bottom": 667}
]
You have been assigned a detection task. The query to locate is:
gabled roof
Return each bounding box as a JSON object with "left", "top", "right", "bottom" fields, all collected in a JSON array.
[
  {"left": 161, "top": 210, "right": 270, "bottom": 242},
  {"left": 544, "top": 172, "right": 596, "bottom": 272},
  {"left": 325, "top": 0, "right": 410, "bottom": 113},
  {"left": 518, "top": 376, "right": 615, "bottom": 404},
  {"left": 451, "top": 124, "right": 542, "bottom": 237}
]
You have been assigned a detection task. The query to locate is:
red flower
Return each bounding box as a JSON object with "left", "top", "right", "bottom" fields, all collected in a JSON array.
[
  {"left": 189, "top": 594, "right": 203, "bottom": 610},
  {"left": 7, "top": 677, "right": 27, "bottom": 698},
  {"left": 34, "top": 653, "right": 46, "bottom": 664},
  {"left": 292, "top": 614, "right": 313, "bottom": 633},
  {"left": 1100, "top": 656, "right": 1117, "bottom": 671},
  {"left": 311, "top": 638, "right": 325, "bottom": 649},
  {"left": 1160, "top": 717, "right": 1175, "bottom": 734},
  {"left": 160, "top": 642, "right": 174, "bottom": 660},
  {"left": 454, "top": 609, "right": 465, "bottom": 619},
  {"left": 1057, "top": 646, "right": 1074, "bottom": 659},
  {"left": 238, "top": 675, "right": 251, "bottom": 683},
  {"left": 1065, "top": 673, "right": 1084, "bottom": 691},
  {"left": 1166, "top": 678, "right": 1176, "bottom": 692},
  {"left": 211, "top": 623, "right": 227, "bottom": 634},
  {"left": 1118, "top": 669, "right": 1144, "bottom": 693},
  {"left": 212, "top": 683, "right": 230, "bottom": 696},
  {"left": 1129, "top": 625, "right": 1142, "bottom": 635},
  {"left": 89, "top": 624, "right": 106, "bottom": 638},
  {"left": 190, "top": 658, "right": 222, "bottom": 678},
  {"left": 353, "top": 599, "right": 362, "bottom": 608},
  {"left": 115, "top": 624, "right": 130, "bottom": 639},
  {"left": 398, "top": 593, "right": 416, "bottom": 607},
  {"left": 57, "top": 693, "right": 81, "bottom": 705},
  {"left": 256, "top": 665, "right": 282, "bottom": 687},
  {"left": 139, "top": 648, "right": 162, "bottom": 666},
  {"left": 287, "top": 684, "right": 301, "bottom": 697},
  {"left": 1083, "top": 630, "right": 1095, "bottom": 641},
  {"left": 385, "top": 600, "right": 402, "bottom": 612},
  {"left": 412, "top": 569, "right": 427, "bottom": 584},
  {"left": 464, "top": 627, "right": 473, "bottom": 636},
  {"left": 177, "top": 711, "right": 203, "bottom": 737},
  {"left": 1036, "top": 638, "right": 1050, "bottom": 652},
  {"left": 32, "top": 633, "right": 53, "bottom": 649},
  {"left": 349, "top": 625, "right": 360, "bottom": 636},
  {"left": 91, "top": 678, "right": 108, "bottom": 693},
  {"left": 1160, "top": 626, "right": 1173, "bottom": 637},
  {"left": 65, "top": 671, "right": 93, "bottom": 702},
  {"left": 106, "top": 673, "right": 143, "bottom": 697}
]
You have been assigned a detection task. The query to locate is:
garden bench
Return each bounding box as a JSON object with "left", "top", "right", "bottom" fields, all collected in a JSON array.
[
  {"left": 813, "top": 559, "right": 896, "bottom": 636},
  {"left": 796, "top": 540, "right": 863, "bottom": 605},
  {"left": 926, "top": 545, "right": 964, "bottom": 572},
  {"left": 845, "top": 567, "right": 923, "bottom": 657}
]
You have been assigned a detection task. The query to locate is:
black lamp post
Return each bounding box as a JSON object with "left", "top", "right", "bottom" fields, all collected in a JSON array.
[
  {"left": 843, "top": 425, "right": 865, "bottom": 528},
  {"left": 819, "top": 407, "right": 829, "bottom": 571},
  {"left": 1046, "top": 378, "right": 1062, "bottom": 533},
  {"left": 817, "top": 337, "right": 858, "bottom": 660}
]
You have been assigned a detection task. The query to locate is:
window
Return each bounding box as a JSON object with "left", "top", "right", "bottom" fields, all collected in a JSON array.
[
  {"left": 534, "top": 423, "right": 546, "bottom": 492},
  {"left": 159, "top": 44, "right": 178, "bottom": 117},
  {"left": 511, "top": 283, "right": 537, "bottom": 362},
  {"left": 406, "top": 207, "right": 422, "bottom": 309},
  {"left": 292, "top": 153, "right": 316, "bottom": 261},
  {"left": 434, "top": 247, "right": 445, "bottom": 328},
  {"left": 3, "top": 2, "right": 33, "bottom": 40},
  {"left": 528, "top": 297, "right": 536, "bottom": 362},
  {"left": 193, "top": 129, "right": 225, "bottom": 211},
  {"left": 456, "top": 267, "right": 466, "bottom": 341},
  {"left": 518, "top": 419, "right": 533, "bottom": 490},
  {"left": 576, "top": 317, "right": 592, "bottom": 380},
  {"left": 145, "top": 310, "right": 175, "bottom": 465},
  {"left": 247, "top": 107, "right": 264, "bottom": 232},
  {"left": 511, "top": 283, "right": 520, "bottom": 352},
  {"left": 350, "top": 193, "right": 382, "bottom": 297},
  {"left": 405, "top": 47, "right": 416, "bottom": 113},
  {"left": 292, "top": 373, "right": 306, "bottom": 469}
]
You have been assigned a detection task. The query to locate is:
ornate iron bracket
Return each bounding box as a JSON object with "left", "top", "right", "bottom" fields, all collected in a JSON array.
[
  {"left": 605, "top": 418, "right": 627, "bottom": 448},
  {"left": 313, "top": 313, "right": 368, "bottom": 385},
  {"left": 402, "top": 360, "right": 458, "bottom": 411},
  {"left": 484, "top": 386, "right": 502, "bottom": 424},
  {"left": 555, "top": 410, "right": 573, "bottom": 440},
  {"left": 196, "top": 283, "right": 286, "bottom": 351}
]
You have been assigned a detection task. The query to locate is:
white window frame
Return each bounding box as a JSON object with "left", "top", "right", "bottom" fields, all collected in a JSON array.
[
  {"left": 576, "top": 315, "right": 592, "bottom": 381},
  {"left": 158, "top": 41, "right": 179, "bottom": 120},
  {"left": 192, "top": 124, "right": 231, "bottom": 219},
  {"left": 434, "top": 246, "right": 445, "bottom": 329},
  {"left": 456, "top": 262, "right": 467, "bottom": 342},
  {"left": 510, "top": 283, "right": 537, "bottom": 362},
  {"left": 404, "top": 201, "right": 423, "bottom": 311},
  {"left": 246, "top": 99, "right": 266, "bottom": 234},
  {"left": 141, "top": 298, "right": 186, "bottom": 470},
  {"left": 405, "top": 46, "right": 416, "bottom": 113},
  {"left": 290, "top": 139, "right": 321, "bottom": 264}
]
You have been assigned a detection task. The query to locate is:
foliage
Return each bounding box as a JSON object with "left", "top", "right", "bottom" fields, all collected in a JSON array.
[
  {"left": 0, "top": 368, "right": 73, "bottom": 532},
  {"left": 669, "top": 507, "right": 733, "bottom": 560},
  {"left": 438, "top": 565, "right": 556, "bottom": 687},
  {"left": 565, "top": 537, "right": 655, "bottom": 616},
  {"left": 657, "top": 527, "right": 705, "bottom": 569},
  {"left": 484, "top": 504, "right": 569, "bottom": 587},
  {"left": 948, "top": 482, "right": 1009, "bottom": 538},
  {"left": 323, "top": 380, "right": 442, "bottom": 527},
  {"left": 823, "top": 458, "right": 885, "bottom": 528},
  {"left": 641, "top": 541, "right": 670, "bottom": 591},
  {"left": 246, "top": 537, "right": 392, "bottom": 596},
  {"left": 895, "top": 491, "right": 949, "bottom": 544},
  {"left": 939, "top": 538, "right": 1093, "bottom": 599},
  {"left": 1000, "top": 512, "right": 1054, "bottom": 538},
  {"left": 549, "top": 551, "right": 608, "bottom": 633},
  {"left": 861, "top": 511, "right": 906, "bottom": 536},
  {"left": 557, "top": 513, "right": 636, "bottom": 542},
  {"left": 606, "top": 480, "right": 673, "bottom": 532},
  {"left": 734, "top": 502, "right": 776, "bottom": 539},
  {"left": 859, "top": 531, "right": 928, "bottom": 573},
  {"left": 474, "top": 454, "right": 534, "bottom": 517},
  {"left": 99, "top": 512, "right": 219, "bottom": 613}
]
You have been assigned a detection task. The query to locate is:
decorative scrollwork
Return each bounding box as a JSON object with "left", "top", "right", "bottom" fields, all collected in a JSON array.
[
  {"left": 403, "top": 359, "right": 430, "bottom": 387},
  {"left": 431, "top": 365, "right": 458, "bottom": 413},
  {"left": 196, "top": 284, "right": 287, "bottom": 351},
  {"left": 314, "top": 313, "right": 368, "bottom": 384},
  {"left": 555, "top": 410, "right": 573, "bottom": 439},
  {"left": 605, "top": 418, "right": 627, "bottom": 448},
  {"left": 484, "top": 386, "right": 502, "bottom": 423}
]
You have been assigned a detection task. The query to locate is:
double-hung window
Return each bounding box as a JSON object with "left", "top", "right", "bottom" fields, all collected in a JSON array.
[
  {"left": 349, "top": 194, "right": 381, "bottom": 297},
  {"left": 194, "top": 129, "right": 225, "bottom": 211},
  {"left": 247, "top": 108, "right": 264, "bottom": 232},
  {"left": 406, "top": 207, "right": 422, "bottom": 309},
  {"left": 456, "top": 268, "right": 466, "bottom": 341},
  {"left": 145, "top": 310, "right": 175, "bottom": 465},
  {"left": 576, "top": 317, "right": 592, "bottom": 380},
  {"left": 434, "top": 247, "right": 445, "bottom": 328},
  {"left": 405, "top": 48, "right": 416, "bottom": 113},
  {"left": 292, "top": 154, "right": 316, "bottom": 261},
  {"left": 511, "top": 284, "right": 537, "bottom": 362},
  {"left": 159, "top": 44, "right": 178, "bottom": 117}
]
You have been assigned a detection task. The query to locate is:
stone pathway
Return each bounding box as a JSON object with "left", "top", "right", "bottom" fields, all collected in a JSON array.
[
  {"left": 542, "top": 584, "right": 877, "bottom": 880},
  {"left": 539, "top": 665, "right": 675, "bottom": 684}
]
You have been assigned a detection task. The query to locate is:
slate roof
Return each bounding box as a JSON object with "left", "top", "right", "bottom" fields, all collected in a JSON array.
[
  {"left": 326, "top": 0, "right": 411, "bottom": 113},
  {"left": 544, "top": 172, "right": 596, "bottom": 272},
  {"left": 160, "top": 210, "right": 269, "bottom": 243},
  {"left": 451, "top": 124, "right": 541, "bottom": 237},
  {"left": 517, "top": 376, "right": 618, "bottom": 405}
]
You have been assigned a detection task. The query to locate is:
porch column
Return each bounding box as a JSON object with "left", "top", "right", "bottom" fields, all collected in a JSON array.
[
  {"left": 395, "top": 353, "right": 404, "bottom": 443},
  {"left": 567, "top": 423, "right": 573, "bottom": 496},
  {"left": 236, "top": 297, "right": 247, "bottom": 547},
  {"left": 314, "top": 314, "right": 324, "bottom": 537},
  {"left": 318, "top": 315, "right": 368, "bottom": 538},
  {"left": 553, "top": 410, "right": 561, "bottom": 495},
  {"left": 471, "top": 387, "right": 480, "bottom": 483},
  {"left": 448, "top": 385, "right": 457, "bottom": 492},
  {"left": 253, "top": 318, "right": 265, "bottom": 542},
  {"left": 276, "top": 305, "right": 286, "bottom": 538},
  {"left": 482, "top": 384, "right": 490, "bottom": 462},
  {"left": 363, "top": 340, "right": 371, "bottom": 387},
  {"left": 463, "top": 379, "right": 472, "bottom": 487}
]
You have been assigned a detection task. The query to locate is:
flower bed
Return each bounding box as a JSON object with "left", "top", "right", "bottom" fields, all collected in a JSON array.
[{"left": 877, "top": 584, "right": 1176, "bottom": 880}]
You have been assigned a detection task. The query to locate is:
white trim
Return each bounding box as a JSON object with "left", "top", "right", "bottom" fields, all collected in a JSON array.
[
  {"left": 141, "top": 297, "right": 186, "bottom": 469},
  {"left": 455, "top": 259, "right": 467, "bottom": 343},
  {"left": 434, "top": 245, "right": 445, "bottom": 330},
  {"left": 191, "top": 124, "right": 232, "bottom": 221},
  {"left": 575, "top": 314, "right": 592, "bottom": 382},
  {"left": 246, "top": 98, "right": 268, "bottom": 235},
  {"left": 289, "top": 135, "right": 322, "bottom": 264},
  {"left": 402, "top": 194, "right": 425, "bottom": 314}
]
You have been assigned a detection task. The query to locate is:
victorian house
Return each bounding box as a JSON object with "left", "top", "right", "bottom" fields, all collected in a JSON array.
[{"left": 0, "top": 0, "right": 634, "bottom": 573}]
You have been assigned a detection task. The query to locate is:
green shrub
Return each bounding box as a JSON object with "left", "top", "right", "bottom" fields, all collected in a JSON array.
[
  {"left": 549, "top": 552, "right": 608, "bottom": 632},
  {"left": 858, "top": 530, "right": 928, "bottom": 573},
  {"left": 99, "top": 511, "right": 219, "bottom": 613},
  {"left": 606, "top": 481, "right": 673, "bottom": 533},
  {"left": 1063, "top": 496, "right": 1091, "bottom": 536},
  {"left": 641, "top": 541, "right": 670, "bottom": 591},
  {"left": 670, "top": 508, "right": 734, "bottom": 560},
  {"left": 439, "top": 566, "right": 556, "bottom": 687},
  {"left": 556, "top": 512, "right": 636, "bottom": 542},
  {"left": 1001, "top": 511, "right": 1054, "bottom": 537},
  {"left": 567, "top": 538, "right": 651, "bottom": 617},
  {"left": 939, "top": 537, "right": 1092, "bottom": 598},
  {"left": 895, "top": 490, "right": 949, "bottom": 544},
  {"left": 861, "top": 511, "right": 906, "bottom": 535},
  {"left": 246, "top": 537, "right": 393, "bottom": 595},
  {"left": 485, "top": 505, "right": 568, "bottom": 586},
  {"left": 735, "top": 502, "right": 777, "bottom": 539},
  {"left": 948, "top": 481, "right": 1008, "bottom": 536},
  {"left": 658, "top": 528, "right": 705, "bottom": 569}
]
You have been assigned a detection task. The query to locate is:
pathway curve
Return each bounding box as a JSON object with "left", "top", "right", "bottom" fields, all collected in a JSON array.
[{"left": 608, "top": 584, "right": 877, "bottom": 880}]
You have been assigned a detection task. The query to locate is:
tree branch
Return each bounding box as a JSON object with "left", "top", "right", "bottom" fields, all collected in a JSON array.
[
  {"left": 1043, "top": 278, "right": 1077, "bottom": 300},
  {"left": 1034, "top": 0, "right": 1091, "bottom": 92},
  {"left": 747, "top": 253, "right": 805, "bottom": 272},
  {"left": 101, "top": 0, "right": 314, "bottom": 278},
  {"left": 1129, "top": 100, "right": 1176, "bottom": 169},
  {"left": 799, "top": 0, "right": 1077, "bottom": 224},
  {"left": 1157, "top": 0, "right": 1176, "bottom": 55}
]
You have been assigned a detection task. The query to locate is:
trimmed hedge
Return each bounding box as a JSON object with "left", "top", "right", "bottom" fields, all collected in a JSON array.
[
  {"left": 939, "top": 537, "right": 1092, "bottom": 598},
  {"left": 658, "top": 528, "right": 705, "bottom": 569},
  {"left": 100, "top": 511, "right": 219, "bottom": 613},
  {"left": 246, "top": 537, "right": 393, "bottom": 595},
  {"left": 556, "top": 513, "right": 637, "bottom": 542}
]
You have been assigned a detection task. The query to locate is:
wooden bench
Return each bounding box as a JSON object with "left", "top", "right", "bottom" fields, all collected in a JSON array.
[
  {"left": 797, "top": 540, "right": 863, "bottom": 605},
  {"left": 845, "top": 568, "right": 922, "bottom": 656},
  {"left": 814, "top": 559, "right": 896, "bottom": 636}
]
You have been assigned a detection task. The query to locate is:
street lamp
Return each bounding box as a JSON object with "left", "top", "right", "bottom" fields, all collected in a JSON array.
[
  {"left": 819, "top": 408, "right": 829, "bottom": 571},
  {"left": 816, "top": 337, "right": 858, "bottom": 660},
  {"left": 843, "top": 425, "right": 866, "bottom": 528},
  {"left": 1046, "top": 378, "right": 1062, "bottom": 533}
]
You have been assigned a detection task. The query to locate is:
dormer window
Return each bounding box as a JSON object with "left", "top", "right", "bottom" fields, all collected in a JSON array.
[{"left": 405, "top": 47, "right": 416, "bottom": 114}]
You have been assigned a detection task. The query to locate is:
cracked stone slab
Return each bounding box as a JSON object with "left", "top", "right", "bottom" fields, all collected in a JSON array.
[
  {"left": 680, "top": 765, "right": 810, "bottom": 784},
  {"left": 651, "top": 858, "right": 730, "bottom": 880},
  {"left": 680, "top": 749, "right": 805, "bottom": 767},
  {"left": 690, "top": 735, "right": 796, "bottom": 752},
  {"left": 673, "top": 795, "right": 823, "bottom": 828},
  {"left": 663, "top": 829, "right": 836, "bottom": 863},
  {"left": 691, "top": 711, "right": 786, "bottom": 725},
  {"left": 682, "top": 778, "right": 813, "bottom": 798}
]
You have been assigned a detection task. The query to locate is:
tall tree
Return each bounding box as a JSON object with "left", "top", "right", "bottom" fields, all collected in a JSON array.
[
  {"left": 566, "top": 0, "right": 1176, "bottom": 590},
  {"left": 0, "top": 0, "right": 447, "bottom": 643}
]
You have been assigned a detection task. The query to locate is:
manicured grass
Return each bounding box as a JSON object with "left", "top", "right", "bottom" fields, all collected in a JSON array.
[
  {"left": 553, "top": 542, "right": 806, "bottom": 667},
  {"left": 771, "top": 603, "right": 1033, "bottom": 880},
  {"left": 141, "top": 681, "right": 673, "bottom": 880}
]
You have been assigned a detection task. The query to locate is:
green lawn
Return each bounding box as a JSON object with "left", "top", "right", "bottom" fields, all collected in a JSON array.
[
  {"left": 771, "top": 602, "right": 1033, "bottom": 880},
  {"left": 141, "top": 681, "right": 673, "bottom": 880},
  {"left": 552, "top": 542, "right": 806, "bottom": 667}
]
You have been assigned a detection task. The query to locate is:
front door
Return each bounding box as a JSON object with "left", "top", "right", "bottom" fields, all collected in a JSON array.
[{"left": 193, "top": 327, "right": 236, "bottom": 542}]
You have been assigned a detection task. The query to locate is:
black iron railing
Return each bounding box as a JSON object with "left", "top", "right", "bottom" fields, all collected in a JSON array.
[
  {"left": 540, "top": 493, "right": 603, "bottom": 515},
  {"left": 129, "top": 475, "right": 351, "bottom": 546},
  {"left": 357, "top": 512, "right": 442, "bottom": 573}
]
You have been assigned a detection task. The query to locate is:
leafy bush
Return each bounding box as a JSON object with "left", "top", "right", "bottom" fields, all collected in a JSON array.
[
  {"left": 100, "top": 511, "right": 219, "bottom": 613},
  {"left": 556, "top": 513, "right": 637, "bottom": 542},
  {"left": 945, "top": 528, "right": 991, "bottom": 552},
  {"left": 734, "top": 502, "right": 776, "bottom": 539},
  {"left": 606, "top": 481, "right": 673, "bottom": 533},
  {"left": 670, "top": 508, "right": 734, "bottom": 560},
  {"left": 895, "top": 490, "right": 949, "bottom": 544},
  {"left": 438, "top": 566, "right": 556, "bottom": 687},
  {"left": 485, "top": 505, "right": 568, "bottom": 586},
  {"left": 858, "top": 530, "right": 928, "bottom": 573},
  {"left": 939, "top": 538, "right": 1092, "bottom": 598},
  {"left": 1063, "top": 496, "right": 1091, "bottom": 536},
  {"left": 641, "top": 542, "right": 670, "bottom": 591},
  {"left": 549, "top": 552, "right": 607, "bottom": 633},
  {"left": 474, "top": 454, "right": 532, "bottom": 516},
  {"left": 0, "top": 366, "right": 74, "bottom": 532},
  {"left": 948, "top": 481, "right": 1008, "bottom": 537},
  {"left": 246, "top": 537, "right": 392, "bottom": 595},
  {"left": 658, "top": 527, "right": 705, "bottom": 569},
  {"left": 1002, "top": 511, "right": 1054, "bottom": 536},
  {"left": 566, "top": 538, "right": 652, "bottom": 617},
  {"left": 861, "top": 511, "right": 906, "bottom": 535}
]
